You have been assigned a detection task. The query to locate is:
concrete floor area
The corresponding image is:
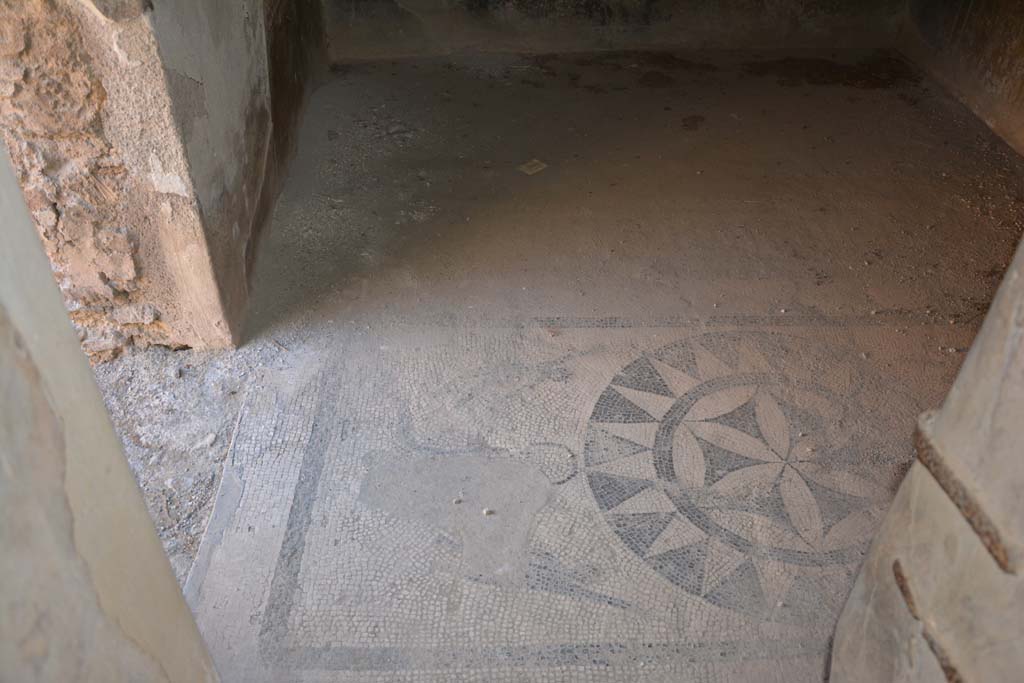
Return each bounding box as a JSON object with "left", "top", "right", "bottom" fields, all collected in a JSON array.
[{"left": 97, "top": 49, "right": 1024, "bottom": 681}]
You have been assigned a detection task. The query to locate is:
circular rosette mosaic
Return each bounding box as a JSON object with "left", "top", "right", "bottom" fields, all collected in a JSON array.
[{"left": 584, "top": 331, "right": 897, "bottom": 620}]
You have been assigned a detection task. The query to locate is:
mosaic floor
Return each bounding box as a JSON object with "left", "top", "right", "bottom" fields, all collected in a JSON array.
[
  {"left": 180, "top": 50, "right": 1023, "bottom": 681},
  {"left": 185, "top": 320, "right": 955, "bottom": 682}
]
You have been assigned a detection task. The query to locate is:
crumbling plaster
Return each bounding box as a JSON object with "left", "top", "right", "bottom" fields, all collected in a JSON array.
[{"left": 0, "top": 0, "right": 279, "bottom": 359}]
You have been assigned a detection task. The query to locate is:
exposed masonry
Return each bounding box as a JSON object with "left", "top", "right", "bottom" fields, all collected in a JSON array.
[
  {"left": 891, "top": 560, "right": 964, "bottom": 683},
  {"left": 0, "top": 1, "right": 149, "bottom": 358},
  {"left": 914, "top": 416, "right": 1014, "bottom": 574},
  {"left": 0, "top": 0, "right": 317, "bottom": 359},
  {"left": 0, "top": 0, "right": 244, "bottom": 359}
]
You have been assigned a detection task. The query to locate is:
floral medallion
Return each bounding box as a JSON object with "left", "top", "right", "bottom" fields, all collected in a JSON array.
[{"left": 585, "top": 331, "right": 890, "bottom": 619}]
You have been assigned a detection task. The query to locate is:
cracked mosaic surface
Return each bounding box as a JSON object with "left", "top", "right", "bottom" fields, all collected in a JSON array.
[{"left": 188, "top": 324, "right": 919, "bottom": 682}]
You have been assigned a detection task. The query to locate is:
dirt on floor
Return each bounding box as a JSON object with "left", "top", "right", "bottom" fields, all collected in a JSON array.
[
  {"left": 93, "top": 342, "right": 277, "bottom": 581},
  {"left": 93, "top": 48, "right": 1024, "bottom": 590}
]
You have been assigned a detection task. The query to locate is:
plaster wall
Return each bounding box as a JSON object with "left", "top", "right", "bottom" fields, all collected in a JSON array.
[
  {"left": 832, "top": 238, "right": 1024, "bottom": 683},
  {"left": 906, "top": 0, "right": 1024, "bottom": 156},
  {"left": 833, "top": 7, "right": 1024, "bottom": 676},
  {"left": 148, "top": 0, "right": 273, "bottom": 339},
  {"left": 0, "top": 144, "right": 216, "bottom": 681}
]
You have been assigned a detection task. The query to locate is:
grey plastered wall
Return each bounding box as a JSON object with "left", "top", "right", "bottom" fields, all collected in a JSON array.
[
  {"left": 149, "top": 0, "right": 274, "bottom": 342},
  {"left": 0, "top": 147, "right": 217, "bottom": 680}
]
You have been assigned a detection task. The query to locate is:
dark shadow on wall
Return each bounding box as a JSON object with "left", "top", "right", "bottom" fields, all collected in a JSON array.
[
  {"left": 319, "top": 0, "right": 906, "bottom": 62},
  {"left": 905, "top": 0, "right": 1024, "bottom": 156},
  {"left": 249, "top": 0, "right": 328, "bottom": 280},
  {"left": 151, "top": 0, "right": 326, "bottom": 345}
]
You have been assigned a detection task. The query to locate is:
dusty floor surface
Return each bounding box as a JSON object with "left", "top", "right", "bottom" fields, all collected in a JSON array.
[{"left": 96, "top": 49, "right": 1024, "bottom": 680}]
